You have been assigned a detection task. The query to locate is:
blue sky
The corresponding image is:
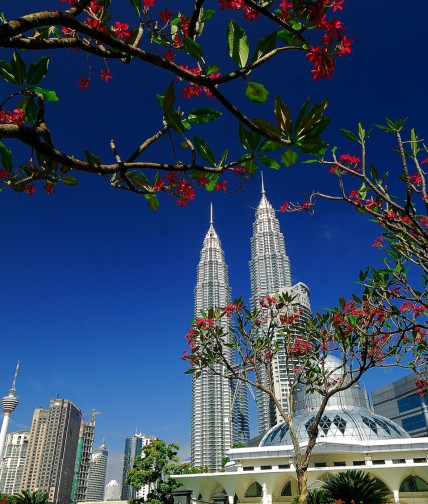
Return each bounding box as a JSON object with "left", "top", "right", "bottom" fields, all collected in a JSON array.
[{"left": 1, "top": 0, "right": 427, "bottom": 483}]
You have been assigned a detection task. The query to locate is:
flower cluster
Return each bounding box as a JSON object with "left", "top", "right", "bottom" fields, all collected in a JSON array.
[
  {"left": 279, "top": 308, "right": 303, "bottom": 326},
  {"left": 287, "top": 337, "right": 311, "bottom": 357},
  {"left": 222, "top": 303, "right": 242, "bottom": 316},
  {"left": 0, "top": 108, "right": 25, "bottom": 125},
  {"left": 259, "top": 295, "right": 278, "bottom": 308},
  {"left": 153, "top": 171, "right": 196, "bottom": 206},
  {"left": 218, "top": 0, "right": 259, "bottom": 23},
  {"left": 400, "top": 302, "right": 426, "bottom": 318},
  {"left": 415, "top": 378, "right": 428, "bottom": 395}
]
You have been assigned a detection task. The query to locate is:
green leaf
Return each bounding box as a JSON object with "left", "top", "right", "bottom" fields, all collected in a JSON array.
[
  {"left": 226, "top": 20, "right": 249, "bottom": 68},
  {"left": 274, "top": 95, "right": 291, "bottom": 135},
  {"left": 295, "top": 137, "right": 326, "bottom": 154},
  {"left": 84, "top": 150, "right": 102, "bottom": 166},
  {"left": 259, "top": 140, "right": 283, "bottom": 152},
  {"left": 369, "top": 163, "right": 378, "bottom": 180},
  {"left": 163, "top": 81, "right": 175, "bottom": 110},
  {"left": 25, "top": 97, "right": 38, "bottom": 124},
  {"left": 245, "top": 82, "right": 269, "bottom": 103},
  {"left": 243, "top": 158, "right": 257, "bottom": 174},
  {"left": 194, "top": 136, "right": 216, "bottom": 165},
  {"left": 183, "top": 38, "right": 203, "bottom": 60},
  {"left": 206, "top": 64, "right": 220, "bottom": 76},
  {"left": 27, "top": 56, "right": 49, "bottom": 86},
  {"left": 128, "top": 0, "right": 141, "bottom": 15},
  {"left": 250, "top": 32, "right": 277, "bottom": 63},
  {"left": 27, "top": 86, "right": 58, "bottom": 102},
  {"left": 10, "top": 51, "right": 26, "bottom": 86},
  {"left": 0, "top": 142, "right": 13, "bottom": 171},
  {"left": 295, "top": 98, "right": 328, "bottom": 138},
  {"left": 0, "top": 60, "right": 17, "bottom": 84},
  {"left": 303, "top": 116, "right": 331, "bottom": 139},
  {"left": 341, "top": 128, "right": 359, "bottom": 142},
  {"left": 146, "top": 194, "right": 159, "bottom": 211},
  {"left": 206, "top": 173, "right": 219, "bottom": 191},
  {"left": 238, "top": 123, "right": 261, "bottom": 151},
  {"left": 252, "top": 119, "right": 282, "bottom": 141},
  {"left": 60, "top": 176, "right": 79, "bottom": 186},
  {"left": 277, "top": 29, "right": 304, "bottom": 47},
  {"left": 257, "top": 155, "right": 280, "bottom": 170},
  {"left": 163, "top": 108, "right": 185, "bottom": 135},
  {"left": 281, "top": 149, "right": 298, "bottom": 167},
  {"left": 187, "top": 108, "right": 221, "bottom": 124},
  {"left": 218, "top": 149, "right": 228, "bottom": 167},
  {"left": 201, "top": 9, "right": 215, "bottom": 21}
]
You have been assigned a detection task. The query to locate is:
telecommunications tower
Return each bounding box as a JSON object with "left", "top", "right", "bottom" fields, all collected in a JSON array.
[{"left": 0, "top": 363, "right": 20, "bottom": 459}]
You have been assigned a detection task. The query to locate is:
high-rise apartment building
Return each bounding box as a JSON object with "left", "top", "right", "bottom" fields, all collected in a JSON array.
[
  {"left": 249, "top": 182, "right": 310, "bottom": 435},
  {"left": 21, "top": 398, "right": 81, "bottom": 504},
  {"left": 191, "top": 209, "right": 249, "bottom": 470},
  {"left": 0, "top": 363, "right": 20, "bottom": 460},
  {"left": 71, "top": 421, "right": 95, "bottom": 503},
  {"left": 0, "top": 430, "right": 29, "bottom": 494},
  {"left": 121, "top": 433, "right": 155, "bottom": 500},
  {"left": 372, "top": 374, "right": 428, "bottom": 437},
  {"left": 86, "top": 441, "right": 108, "bottom": 501}
]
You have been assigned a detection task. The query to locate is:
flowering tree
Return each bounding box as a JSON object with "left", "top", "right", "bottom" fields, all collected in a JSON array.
[
  {"left": 183, "top": 120, "right": 428, "bottom": 503},
  {"left": 0, "top": 0, "right": 350, "bottom": 206}
]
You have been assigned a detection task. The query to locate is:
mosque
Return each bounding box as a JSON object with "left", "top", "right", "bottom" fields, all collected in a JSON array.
[{"left": 176, "top": 356, "right": 428, "bottom": 504}]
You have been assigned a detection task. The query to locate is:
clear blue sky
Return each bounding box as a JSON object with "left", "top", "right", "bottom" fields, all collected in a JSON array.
[{"left": 0, "top": 0, "right": 427, "bottom": 483}]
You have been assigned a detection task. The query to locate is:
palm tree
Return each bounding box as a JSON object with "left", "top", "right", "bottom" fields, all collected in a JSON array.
[
  {"left": 322, "top": 470, "right": 391, "bottom": 504},
  {"left": 14, "top": 491, "right": 48, "bottom": 504}
]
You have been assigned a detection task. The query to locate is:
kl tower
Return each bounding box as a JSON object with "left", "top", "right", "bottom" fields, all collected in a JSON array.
[{"left": 0, "top": 363, "right": 20, "bottom": 459}]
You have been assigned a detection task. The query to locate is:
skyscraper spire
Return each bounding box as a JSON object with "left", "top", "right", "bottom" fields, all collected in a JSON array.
[
  {"left": 210, "top": 201, "right": 213, "bottom": 225},
  {"left": 191, "top": 207, "right": 249, "bottom": 470},
  {"left": 0, "top": 363, "right": 20, "bottom": 460},
  {"left": 261, "top": 171, "right": 265, "bottom": 195}
]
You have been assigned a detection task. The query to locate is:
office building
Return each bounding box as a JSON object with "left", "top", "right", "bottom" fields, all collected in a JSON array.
[
  {"left": 191, "top": 207, "right": 249, "bottom": 470},
  {"left": 86, "top": 441, "right": 108, "bottom": 501},
  {"left": 249, "top": 181, "right": 310, "bottom": 435},
  {"left": 372, "top": 373, "right": 428, "bottom": 437},
  {"left": 0, "top": 431, "right": 29, "bottom": 494},
  {"left": 0, "top": 363, "right": 20, "bottom": 460},
  {"left": 21, "top": 398, "right": 81, "bottom": 504},
  {"left": 121, "top": 432, "right": 155, "bottom": 500}
]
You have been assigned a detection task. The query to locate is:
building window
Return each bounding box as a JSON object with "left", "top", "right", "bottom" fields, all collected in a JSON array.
[
  {"left": 278, "top": 464, "right": 290, "bottom": 469},
  {"left": 245, "top": 482, "right": 262, "bottom": 498},
  {"left": 333, "top": 462, "right": 346, "bottom": 467},
  {"left": 353, "top": 461, "right": 365, "bottom": 466},
  {"left": 280, "top": 482, "right": 292, "bottom": 497},
  {"left": 413, "top": 457, "right": 427, "bottom": 463},
  {"left": 397, "top": 393, "right": 426, "bottom": 413},
  {"left": 401, "top": 414, "right": 427, "bottom": 432},
  {"left": 243, "top": 466, "right": 254, "bottom": 472},
  {"left": 399, "top": 475, "right": 428, "bottom": 492},
  {"left": 261, "top": 466, "right": 272, "bottom": 470},
  {"left": 372, "top": 460, "right": 385, "bottom": 465},
  {"left": 314, "top": 462, "right": 327, "bottom": 468},
  {"left": 392, "top": 459, "right": 406, "bottom": 464}
]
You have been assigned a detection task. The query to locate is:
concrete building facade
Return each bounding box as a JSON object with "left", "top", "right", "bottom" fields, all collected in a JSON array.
[{"left": 0, "top": 430, "right": 29, "bottom": 494}]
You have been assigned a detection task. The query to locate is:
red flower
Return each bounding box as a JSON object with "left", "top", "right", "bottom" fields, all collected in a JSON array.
[
  {"left": 0, "top": 168, "right": 10, "bottom": 179},
  {"left": 327, "top": 0, "right": 344, "bottom": 12},
  {"left": 44, "top": 183, "right": 55, "bottom": 194},
  {"left": 372, "top": 236, "right": 384, "bottom": 248},
  {"left": 100, "top": 69, "right": 113, "bottom": 82},
  {"left": 242, "top": 5, "right": 259, "bottom": 22},
  {"left": 409, "top": 173, "right": 422, "bottom": 186},
  {"left": 215, "top": 180, "right": 227, "bottom": 191},
  {"left": 280, "top": 201, "right": 289, "bottom": 212},
  {"left": 159, "top": 8, "right": 174, "bottom": 23},
  {"left": 24, "top": 185, "right": 36, "bottom": 196},
  {"left": 78, "top": 77, "right": 90, "bottom": 89},
  {"left": 336, "top": 35, "right": 353, "bottom": 56},
  {"left": 163, "top": 49, "right": 176, "bottom": 62},
  {"left": 198, "top": 176, "right": 208, "bottom": 187},
  {"left": 112, "top": 22, "right": 130, "bottom": 41},
  {"left": 143, "top": 0, "right": 155, "bottom": 8}
]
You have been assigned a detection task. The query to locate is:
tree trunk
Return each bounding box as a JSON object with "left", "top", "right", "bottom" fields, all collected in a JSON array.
[{"left": 297, "top": 467, "right": 308, "bottom": 504}]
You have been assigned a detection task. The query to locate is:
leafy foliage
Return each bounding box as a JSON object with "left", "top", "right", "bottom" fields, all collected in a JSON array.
[{"left": 322, "top": 470, "right": 391, "bottom": 504}]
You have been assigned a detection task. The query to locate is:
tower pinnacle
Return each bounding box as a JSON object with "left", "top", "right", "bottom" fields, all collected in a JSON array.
[
  {"left": 210, "top": 202, "right": 213, "bottom": 225},
  {"left": 261, "top": 171, "right": 265, "bottom": 195}
]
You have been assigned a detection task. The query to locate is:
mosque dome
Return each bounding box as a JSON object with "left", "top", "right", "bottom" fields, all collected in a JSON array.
[{"left": 260, "top": 355, "right": 410, "bottom": 446}]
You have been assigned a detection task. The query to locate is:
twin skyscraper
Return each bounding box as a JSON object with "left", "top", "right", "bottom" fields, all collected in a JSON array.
[{"left": 191, "top": 181, "right": 311, "bottom": 470}]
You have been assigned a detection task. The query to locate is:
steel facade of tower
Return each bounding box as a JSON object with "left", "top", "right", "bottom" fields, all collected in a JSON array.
[
  {"left": 21, "top": 398, "right": 81, "bottom": 504},
  {"left": 191, "top": 214, "right": 249, "bottom": 470},
  {"left": 249, "top": 187, "right": 294, "bottom": 435}
]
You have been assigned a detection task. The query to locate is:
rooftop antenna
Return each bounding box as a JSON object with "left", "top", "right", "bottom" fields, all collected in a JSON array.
[
  {"left": 10, "top": 362, "right": 19, "bottom": 394},
  {"left": 210, "top": 202, "right": 213, "bottom": 225},
  {"left": 261, "top": 171, "right": 265, "bottom": 195}
]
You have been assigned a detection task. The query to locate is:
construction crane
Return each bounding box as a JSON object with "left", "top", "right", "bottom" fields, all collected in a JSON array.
[{"left": 82, "top": 409, "right": 102, "bottom": 426}]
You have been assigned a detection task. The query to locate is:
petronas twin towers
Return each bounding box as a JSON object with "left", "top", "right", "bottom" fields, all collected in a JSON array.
[{"left": 191, "top": 182, "right": 311, "bottom": 470}]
